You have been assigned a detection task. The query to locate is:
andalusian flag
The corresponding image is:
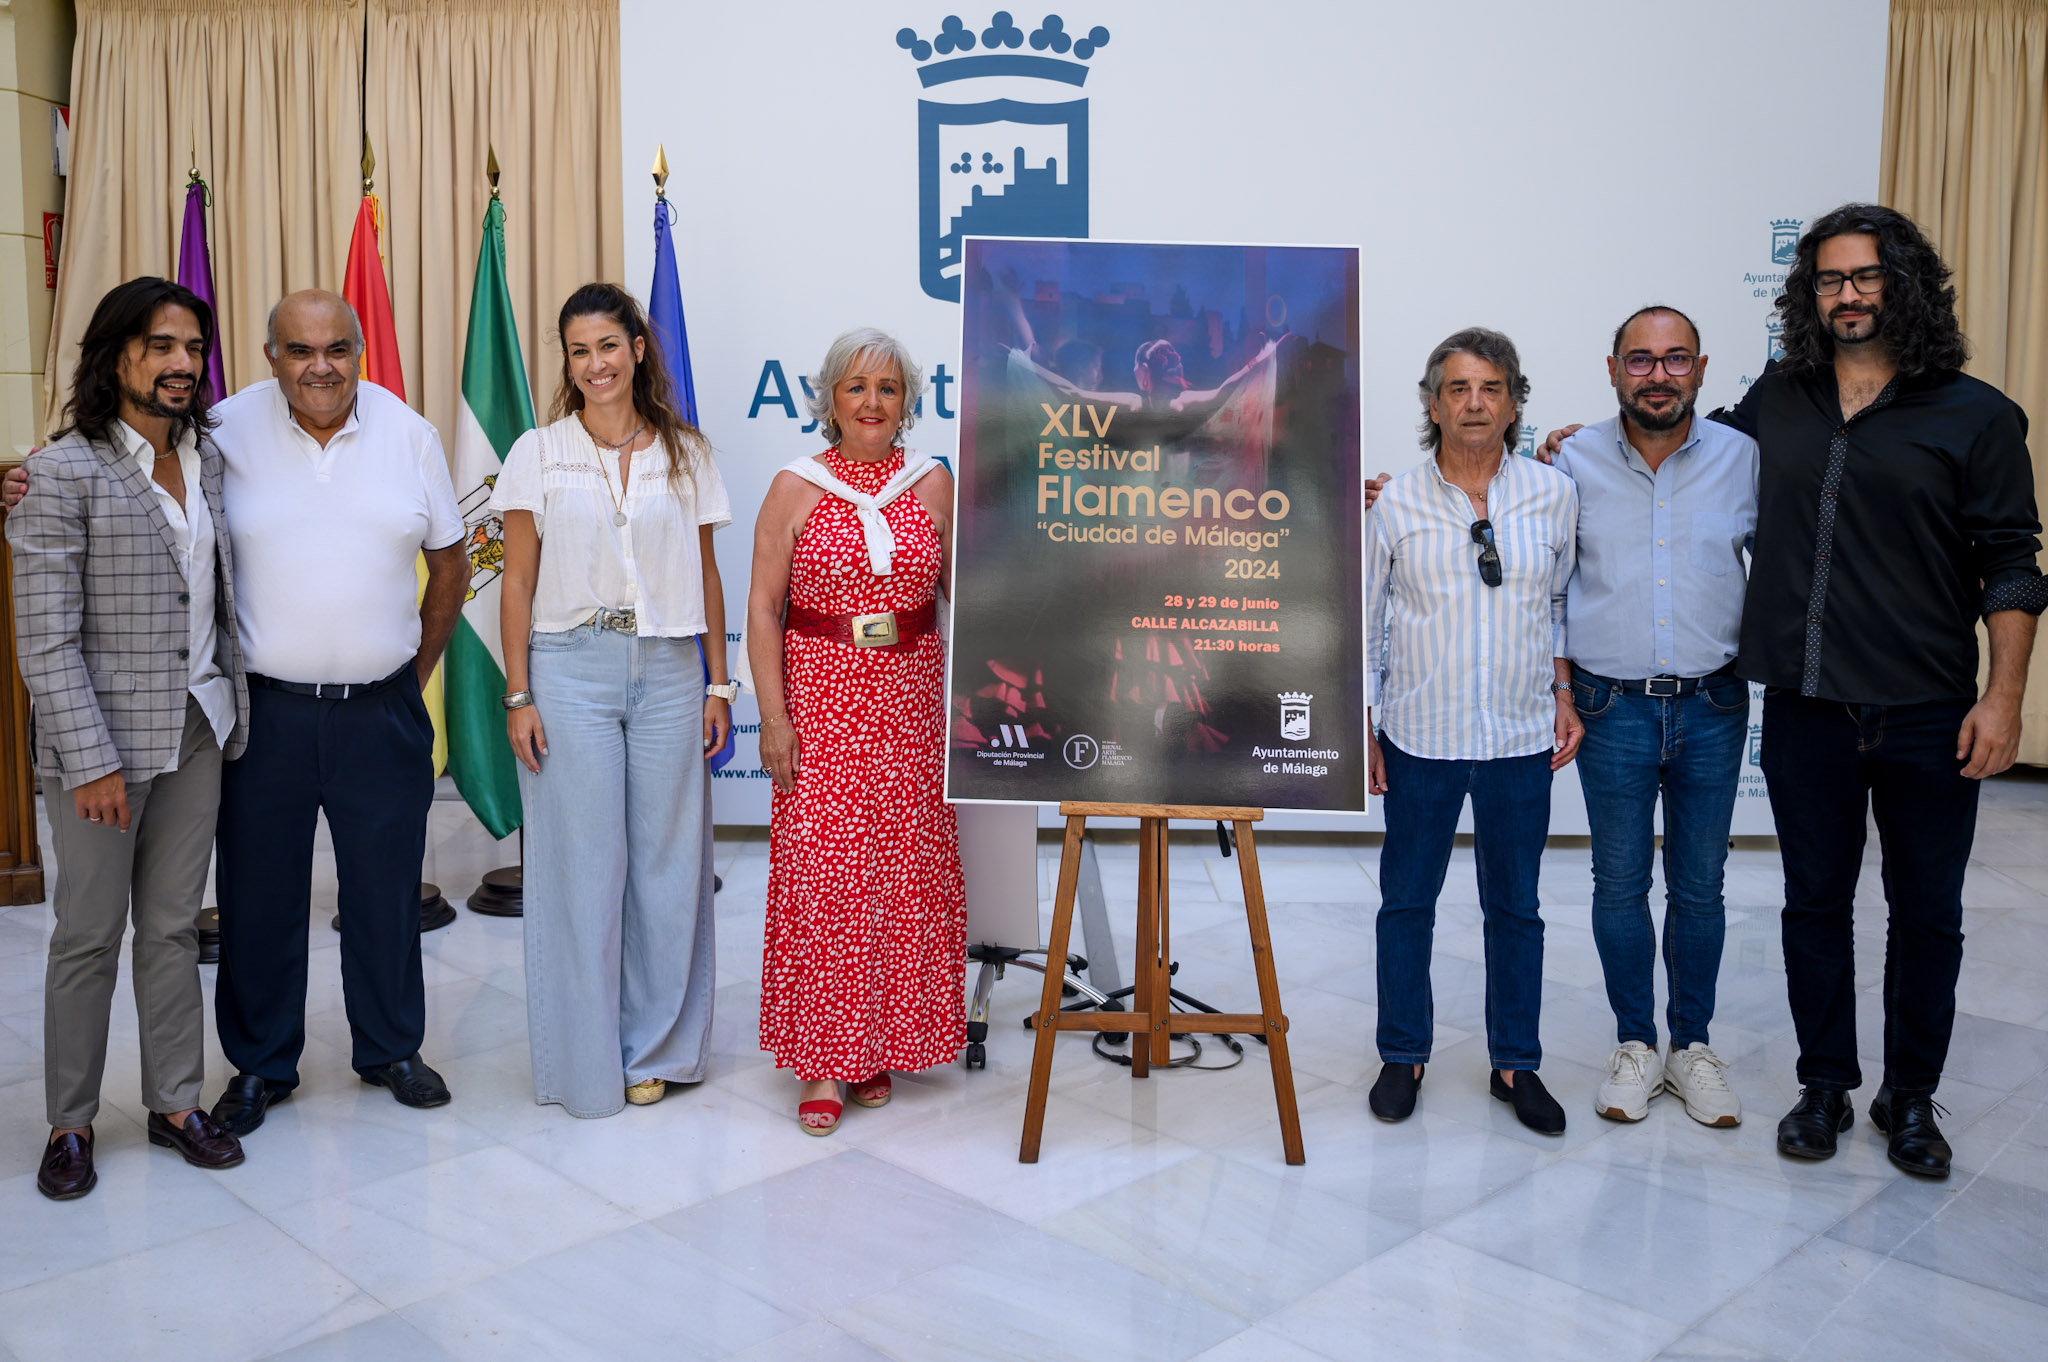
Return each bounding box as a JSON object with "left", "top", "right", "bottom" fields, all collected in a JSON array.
[{"left": 444, "top": 197, "right": 534, "bottom": 839}]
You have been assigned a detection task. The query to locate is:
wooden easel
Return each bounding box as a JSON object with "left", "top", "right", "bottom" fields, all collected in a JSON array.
[{"left": 1018, "top": 802, "right": 1305, "bottom": 1165}]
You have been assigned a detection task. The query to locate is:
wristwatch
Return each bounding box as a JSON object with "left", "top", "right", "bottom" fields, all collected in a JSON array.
[
  {"left": 1550, "top": 682, "right": 1574, "bottom": 696},
  {"left": 705, "top": 681, "right": 741, "bottom": 702}
]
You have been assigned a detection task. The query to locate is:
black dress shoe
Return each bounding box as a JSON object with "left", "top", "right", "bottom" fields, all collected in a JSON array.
[
  {"left": 1490, "top": 1069, "right": 1566, "bottom": 1135},
  {"left": 1776, "top": 1087, "right": 1853, "bottom": 1160},
  {"left": 37, "top": 1129, "right": 95, "bottom": 1201},
  {"left": 1368, "top": 1062, "right": 1423, "bottom": 1122},
  {"left": 211, "top": 1073, "right": 292, "bottom": 1137},
  {"left": 1869, "top": 1085, "right": 1952, "bottom": 1179},
  {"left": 360, "top": 1054, "right": 451, "bottom": 1108},
  {"left": 148, "top": 1109, "right": 246, "bottom": 1169}
]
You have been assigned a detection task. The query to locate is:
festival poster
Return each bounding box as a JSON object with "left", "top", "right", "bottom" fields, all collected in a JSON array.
[{"left": 946, "top": 238, "right": 1365, "bottom": 812}]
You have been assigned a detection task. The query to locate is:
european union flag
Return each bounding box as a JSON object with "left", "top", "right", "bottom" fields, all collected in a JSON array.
[
  {"left": 651, "top": 196, "right": 733, "bottom": 769},
  {"left": 649, "top": 200, "right": 697, "bottom": 424}
]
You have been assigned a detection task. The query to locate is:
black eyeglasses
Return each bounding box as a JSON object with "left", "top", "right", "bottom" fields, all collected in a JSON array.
[
  {"left": 1813, "top": 266, "right": 1886, "bottom": 296},
  {"left": 1619, "top": 352, "right": 1697, "bottom": 377},
  {"left": 1471, "top": 519, "right": 1501, "bottom": 588}
]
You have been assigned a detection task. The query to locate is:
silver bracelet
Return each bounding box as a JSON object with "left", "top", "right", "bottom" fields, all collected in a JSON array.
[{"left": 501, "top": 690, "right": 535, "bottom": 711}]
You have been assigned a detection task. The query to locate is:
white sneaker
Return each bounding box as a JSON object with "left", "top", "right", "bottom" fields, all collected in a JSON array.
[
  {"left": 1665, "top": 1043, "right": 1741, "bottom": 1127},
  {"left": 1595, "top": 1041, "right": 1662, "bottom": 1122}
]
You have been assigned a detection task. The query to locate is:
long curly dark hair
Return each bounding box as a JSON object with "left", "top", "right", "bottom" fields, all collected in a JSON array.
[
  {"left": 1775, "top": 203, "right": 1968, "bottom": 379},
  {"left": 549, "top": 282, "right": 704, "bottom": 496},
  {"left": 54, "top": 276, "right": 218, "bottom": 445}
]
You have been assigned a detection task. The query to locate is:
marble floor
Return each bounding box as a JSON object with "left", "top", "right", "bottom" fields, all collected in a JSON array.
[{"left": 2, "top": 777, "right": 2047, "bottom": 1361}]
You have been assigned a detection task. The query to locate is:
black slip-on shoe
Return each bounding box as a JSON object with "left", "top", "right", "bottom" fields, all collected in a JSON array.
[
  {"left": 1490, "top": 1069, "right": 1566, "bottom": 1135},
  {"left": 1776, "top": 1087, "right": 1853, "bottom": 1160},
  {"left": 210, "top": 1074, "right": 293, "bottom": 1138},
  {"left": 1368, "top": 1062, "right": 1423, "bottom": 1122},
  {"left": 360, "top": 1054, "right": 451, "bottom": 1109}
]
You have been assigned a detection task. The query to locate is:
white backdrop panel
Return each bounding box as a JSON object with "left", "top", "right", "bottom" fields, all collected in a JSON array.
[{"left": 619, "top": 0, "right": 1889, "bottom": 832}]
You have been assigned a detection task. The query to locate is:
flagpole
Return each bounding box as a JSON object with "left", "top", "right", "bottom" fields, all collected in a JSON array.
[
  {"left": 462, "top": 143, "right": 528, "bottom": 919},
  {"left": 648, "top": 144, "right": 723, "bottom": 894}
]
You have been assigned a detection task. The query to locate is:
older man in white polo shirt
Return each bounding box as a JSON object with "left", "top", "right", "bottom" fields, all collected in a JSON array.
[{"left": 204, "top": 291, "right": 468, "bottom": 1133}]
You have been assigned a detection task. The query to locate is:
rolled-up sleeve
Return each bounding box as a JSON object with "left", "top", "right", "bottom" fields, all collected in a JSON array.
[
  {"left": 1551, "top": 481, "right": 1578, "bottom": 655},
  {"left": 1363, "top": 500, "right": 1393, "bottom": 712},
  {"left": 1964, "top": 404, "right": 2047, "bottom": 617}
]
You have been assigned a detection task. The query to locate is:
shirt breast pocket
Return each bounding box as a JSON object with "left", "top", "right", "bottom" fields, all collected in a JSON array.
[{"left": 1689, "top": 511, "right": 1738, "bottom": 577}]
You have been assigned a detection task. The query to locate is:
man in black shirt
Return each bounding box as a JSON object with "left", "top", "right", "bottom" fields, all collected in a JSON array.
[{"left": 1719, "top": 204, "right": 2044, "bottom": 1177}]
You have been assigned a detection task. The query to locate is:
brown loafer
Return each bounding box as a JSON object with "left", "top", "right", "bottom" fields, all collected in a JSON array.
[
  {"left": 147, "top": 1109, "right": 246, "bottom": 1170},
  {"left": 38, "top": 1128, "right": 96, "bottom": 1200}
]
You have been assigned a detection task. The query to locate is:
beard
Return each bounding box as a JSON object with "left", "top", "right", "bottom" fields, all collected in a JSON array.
[
  {"left": 123, "top": 375, "right": 196, "bottom": 420},
  {"left": 1827, "top": 302, "right": 1884, "bottom": 346},
  {"left": 1620, "top": 386, "right": 1696, "bottom": 433}
]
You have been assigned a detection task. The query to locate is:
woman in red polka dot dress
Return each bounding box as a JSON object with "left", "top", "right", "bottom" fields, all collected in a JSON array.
[{"left": 746, "top": 328, "right": 964, "bottom": 1135}]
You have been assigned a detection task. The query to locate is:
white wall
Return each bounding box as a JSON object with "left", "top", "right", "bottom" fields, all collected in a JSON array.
[{"left": 620, "top": 0, "right": 1890, "bottom": 831}]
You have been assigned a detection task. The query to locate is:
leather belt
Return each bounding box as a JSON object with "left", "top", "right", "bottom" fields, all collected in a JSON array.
[
  {"left": 785, "top": 600, "right": 937, "bottom": 650},
  {"left": 249, "top": 662, "right": 413, "bottom": 701},
  {"left": 1575, "top": 660, "right": 1739, "bottom": 698}
]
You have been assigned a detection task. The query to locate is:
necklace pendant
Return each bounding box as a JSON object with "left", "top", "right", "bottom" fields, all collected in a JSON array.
[{"left": 613, "top": 511, "right": 628, "bottom": 527}]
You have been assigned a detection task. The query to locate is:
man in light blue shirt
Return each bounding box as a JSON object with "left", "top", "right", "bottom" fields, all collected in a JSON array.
[
  {"left": 1364, "top": 327, "right": 1582, "bottom": 1137},
  {"left": 1552, "top": 306, "right": 1758, "bottom": 1129}
]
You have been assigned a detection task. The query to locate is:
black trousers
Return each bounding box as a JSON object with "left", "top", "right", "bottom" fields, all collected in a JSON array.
[
  {"left": 1759, "top": 690, "right": 1979, "bottom": 1095},
  {"left": 214, "top": 675, "right": 435, "bottom": 1085}
]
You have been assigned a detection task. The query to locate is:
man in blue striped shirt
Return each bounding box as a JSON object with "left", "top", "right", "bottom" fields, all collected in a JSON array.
[
  {"left": 1364, "top": 327, "right": 1582, "bottom": 1135},
  {"left": 1552, "top": 307, "right": 1758, "bottom": 1131}
]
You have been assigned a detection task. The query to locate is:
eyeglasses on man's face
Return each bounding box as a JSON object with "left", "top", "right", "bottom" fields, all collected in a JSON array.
[
  {"left": 1813, "top": 266, "right": 1886, "bottom": 296},
  {"left": 1619, "top": 352, "right": 1697, "bottom": 378},
  {"left": 1470, "top": 519, "right": 1501, "bottom": 588}
]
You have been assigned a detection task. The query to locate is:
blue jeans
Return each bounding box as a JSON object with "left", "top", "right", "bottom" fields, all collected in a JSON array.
[
  {"left": 518, "top": 623, "right": 717, "bottom": 1117},
  {"left": 1376, "top": 740, "right": 1552, "bottom": 1070},
  {"left": 1571, "top": 669, "right": 1748, "bottom": 1050}
]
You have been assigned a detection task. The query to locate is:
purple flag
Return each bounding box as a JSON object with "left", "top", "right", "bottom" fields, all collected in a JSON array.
[{"left": 176, "top": 179, "right": 226, "bottom": 404}]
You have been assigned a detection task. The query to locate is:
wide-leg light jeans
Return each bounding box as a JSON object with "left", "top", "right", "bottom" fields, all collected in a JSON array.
[{"left": 518, "top": 623, "right": 717, "bottom": 1117}]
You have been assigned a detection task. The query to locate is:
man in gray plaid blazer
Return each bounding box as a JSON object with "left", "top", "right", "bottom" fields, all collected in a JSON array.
[{"left": 8, "top": 277, "right": 251, "bottom": 1200}]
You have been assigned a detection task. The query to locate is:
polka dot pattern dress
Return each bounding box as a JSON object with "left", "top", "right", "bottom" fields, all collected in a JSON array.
[{"left": 760, "top": 447, "right": 965, "bottom": 1081}]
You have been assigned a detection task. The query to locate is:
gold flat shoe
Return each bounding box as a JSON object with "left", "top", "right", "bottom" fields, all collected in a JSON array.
[{"left": 625, "top": 1079, "right": 666, "bottom": 1106}]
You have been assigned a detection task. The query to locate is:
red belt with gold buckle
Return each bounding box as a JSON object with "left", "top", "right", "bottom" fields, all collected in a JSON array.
[{"left": 784, "top": 599, "right": 937, "bottom": 650}]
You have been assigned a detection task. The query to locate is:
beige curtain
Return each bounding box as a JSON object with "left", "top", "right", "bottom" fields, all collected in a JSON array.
[
  {"left": 1883, "top": 0, "right": 2048, "bottom": 763},
  {"left": 365, "top": 0, "right": 624, "bottom": 451},
  {"left": 42, "top": 0, "right": 363, "bottom": 432}
]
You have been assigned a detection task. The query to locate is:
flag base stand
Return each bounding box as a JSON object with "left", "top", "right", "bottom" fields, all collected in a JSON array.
[
  {"left": 330, "top": 882, "right": 458, "bottom": 933},
  {"left": 467, "top": 866, "right": 523, "bottom": 917}
]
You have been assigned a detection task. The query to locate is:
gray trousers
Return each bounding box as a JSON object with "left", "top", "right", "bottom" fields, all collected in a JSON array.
[{"left": 43, "top": 699, "right": 222, "bottom": 1127}]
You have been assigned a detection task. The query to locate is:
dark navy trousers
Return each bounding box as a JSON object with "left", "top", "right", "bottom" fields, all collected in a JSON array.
[{"left": 214, "top": 674, "right": 435, "bottom": 1085}]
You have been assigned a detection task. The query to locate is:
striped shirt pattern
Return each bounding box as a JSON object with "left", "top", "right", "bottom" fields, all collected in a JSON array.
[{"left": 1365, "top": 452, "right": 1578, "bottom": 761}]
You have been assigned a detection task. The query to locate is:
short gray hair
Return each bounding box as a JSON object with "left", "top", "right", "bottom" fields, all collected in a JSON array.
[
  {"left": 265, "top": 294, "right": 365, "bottom": 354},
  {"left": 1416, "top": 326, "right": 1530, "bottom": 452},
  {"left": 805, "top": 328, "right": 925, "bottom": 443}
]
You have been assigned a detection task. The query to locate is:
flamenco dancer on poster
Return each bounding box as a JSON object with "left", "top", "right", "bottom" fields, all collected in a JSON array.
[
  {"left": 746, "top": 328, "right": 965, "bottom": 1136},
  {"left": 994, "top": 336, "right": 1282, "bottom": 755}
]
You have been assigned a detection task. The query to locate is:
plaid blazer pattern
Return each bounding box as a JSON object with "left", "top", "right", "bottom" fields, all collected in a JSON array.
[{"left": 6, "top": 427, "right": 250, "bottom": 787}]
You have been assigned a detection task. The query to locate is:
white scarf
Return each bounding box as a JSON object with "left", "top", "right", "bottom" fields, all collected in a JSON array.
[
  {"left": 735, "top": 450, "right": 948, "bottom": 694},
  {"left": 776, "top": 449, "right": 942, "bottom": 575}
]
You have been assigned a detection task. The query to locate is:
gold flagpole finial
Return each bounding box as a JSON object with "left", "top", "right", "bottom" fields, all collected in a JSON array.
[
  {"left": 487, "top": 143, "right": 502, "bottom": 200},
  {"left": 361, "top": 134, "right": 377, "bottom": 194},
  {"left": 652, "top": 144, "right": 670, "bottom": 200},
  {"left": 188, "top": 143, "right": 201, "bottom": 185}
]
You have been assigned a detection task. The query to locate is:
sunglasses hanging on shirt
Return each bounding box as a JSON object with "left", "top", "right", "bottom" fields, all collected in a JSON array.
[{"left": 1470, "top": 518, "right": 1502, "bottom": 587}]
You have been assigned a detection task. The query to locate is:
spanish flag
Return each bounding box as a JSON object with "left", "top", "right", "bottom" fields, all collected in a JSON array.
[{"left": 343, "top": 180, "right": 451, "bottom": 775}]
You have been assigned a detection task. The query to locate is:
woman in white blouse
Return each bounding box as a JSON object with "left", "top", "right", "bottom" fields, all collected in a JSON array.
[{"left": 489, "top": 283, "right": 735, "bottom": 1118}]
